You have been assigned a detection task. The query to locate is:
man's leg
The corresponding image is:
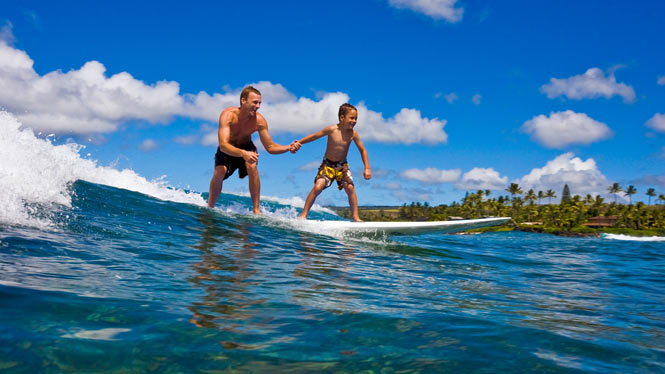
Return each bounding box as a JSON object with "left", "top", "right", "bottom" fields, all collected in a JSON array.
[
  {"left": 246, "top": 162, "right": 261, "bottom": 214},
  {"left": 343, "top": 183, "right": 362, "bottom": 222},
  {"left": 299, "top": 178, "right": 327, "bottom": 219},
  {"left": 208, "top": 165, "right": 227, "bottom": 208}
]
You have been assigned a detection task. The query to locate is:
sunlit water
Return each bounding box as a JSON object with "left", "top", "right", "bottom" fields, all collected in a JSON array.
[{"left": 1, "top": 111, "right": 664, "bottom": 373}]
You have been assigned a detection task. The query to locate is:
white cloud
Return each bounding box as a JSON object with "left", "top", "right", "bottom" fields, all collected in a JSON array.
[
  {"left": 298, "top": 160, "right": 321, "bottom": 171},
  {"left": 384, "top": 182, "right": 402, "bottom": 190},
  {"left": 471, "top": 94, "right": 482, "bottom": 105},
  {"left": 521, "top": 110, "right": 612, "bottom": 149},
  {"left": 139, "top": 139, "right": 158, "bottom": 152},
  {"left": 0, "top": 21, "right": 15, "bottom": 45},
  {"left": 658, "top": 76, "right": 665, "bottom": 85},
  {"left": 540, "top": 67, "right": 636, "bottom": 103},
  {"left": 636, "top": 175, "right": 665, "bottom": 188},
  {"left": 0, "top": 42, "right": 183, "bottom": 133},
  {"left": 435, "top": 92, "right": 457, "bottom": 103},
  {"left": 0, "top": 43, "right": 448, "bottom": 145},
  {"left": 400, "top": 167, "right": 461, "bottom": 184},
  {"left": 517, "top": 153, "right": 610, "bottom": 197},
  {"left": 455, "top": 167, "right": 508, "bottom": 190},
  {"left": 173, "top": 135, "right": 198, "bottom": 145},
  {"left": 388, "top": 0, "right": 463, "bottom": 22},
  {"left": 645, "top": 113, "right": 665, "bottom": 132}
]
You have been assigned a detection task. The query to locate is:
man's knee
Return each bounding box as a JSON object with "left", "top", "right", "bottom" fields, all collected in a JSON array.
[
  {"left": 245, "top": 162, "right": 258, "bottom": 175},
  {"left": 343, "top": 183, "right": 355, "bottom": 193},
  {"left": 213, "top": 165, "right": 227, "bottom": 178}
]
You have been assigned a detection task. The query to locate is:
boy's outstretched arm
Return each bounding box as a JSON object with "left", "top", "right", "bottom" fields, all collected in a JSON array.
[
  {"left": 353, "top": 132, "right": 372, "bottom": 180},
  {"left": 298, "top": 126, "right": 333, "bottom": 145}
]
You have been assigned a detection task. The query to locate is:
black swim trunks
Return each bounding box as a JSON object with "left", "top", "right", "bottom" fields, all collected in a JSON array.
[
  {"left": 214, "top": 141, "right": 257, "bottom": 180},
  {"left": 315, "top": 158, "right": 354, "bottom": 190}
]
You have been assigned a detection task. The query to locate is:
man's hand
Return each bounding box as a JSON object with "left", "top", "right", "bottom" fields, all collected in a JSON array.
[
  {"left": 242, "top": 150, "right": 259, "bottom": 164},
  {"left": 363, "top": 169, "right": 372, "bottom": 180},
  {"left": 289, "top": 140, "right": 302, "bottom": 153}
]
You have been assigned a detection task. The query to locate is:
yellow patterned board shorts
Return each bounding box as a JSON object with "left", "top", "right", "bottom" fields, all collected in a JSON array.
[{"left": 315, "top": 159, "right": 354, "bottom": 190}]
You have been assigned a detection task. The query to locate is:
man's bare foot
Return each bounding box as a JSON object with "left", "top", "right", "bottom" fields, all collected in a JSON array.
[
  {"left": 253, "top": 209, "right": 261, "bottom": 215},
  {"left": 352, "top": 218, "right": 363, "bottom": 222},
  {"left": 298, "top": 214, "right": 307, "bottom": 220}
]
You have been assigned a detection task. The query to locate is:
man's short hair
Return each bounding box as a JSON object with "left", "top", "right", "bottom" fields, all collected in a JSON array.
[
  {"left": 338, "top": 103, "right": 357, "bottom": 119},
  {"left": 240, "top": 86, "right": 261, "bottom": 104}
]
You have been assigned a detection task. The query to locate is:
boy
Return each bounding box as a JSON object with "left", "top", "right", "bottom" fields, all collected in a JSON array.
[{"left": 297, "top": 103, "right": 371, "bottom": 222}]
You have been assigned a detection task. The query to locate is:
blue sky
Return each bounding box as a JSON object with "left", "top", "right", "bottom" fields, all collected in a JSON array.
[{"left": 2, "top": 0, "right": 664, "bottom": 206}]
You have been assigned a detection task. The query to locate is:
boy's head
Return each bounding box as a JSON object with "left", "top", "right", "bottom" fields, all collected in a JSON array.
[{"left": 338, "top": 103, "right": 358, "bottom": 124}]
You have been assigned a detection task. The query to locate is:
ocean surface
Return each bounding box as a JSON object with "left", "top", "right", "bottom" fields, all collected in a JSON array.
[{"left": 2, "top": 111, "right": 665, "bottom": 373}]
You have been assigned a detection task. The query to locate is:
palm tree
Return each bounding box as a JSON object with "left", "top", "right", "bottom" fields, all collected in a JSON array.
[
  {"left": 659, "top": 194, "right": 665, "bottom": 205},
  {"left": 608, "top": 183, "right": 623, "bottom": 203},
  {"left": 646, "top": 188, "right": 656, "bottom": 205},
  {"left": 545, "top": 189, "right": 556, "bottom": 205},
  {"left": 537, "top": 190, "right": 544, "bottom": 205},
  {"left": 506, "top": 183, "right": 523, "bottom": 200},
  {"left": 525, "top": 189, "right": 537, "bottom": 205},
  {"left": 624, "top": 185, "right": 637, "bottom": 205}
]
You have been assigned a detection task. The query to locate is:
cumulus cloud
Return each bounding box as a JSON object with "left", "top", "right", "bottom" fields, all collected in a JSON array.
[
  {"left": 521, "top": 110, "right": 612, "bottom": 149},
  {"left": 388, "top": 0, "right": 463, "bottom": 22},
  {"left": 0, "top": 42, "right": 448, "bottom": 145},
  {"left": 400, "top": 167, "right": 461, "bottom": 184},
  {"left": 471, "top": 94, "right": 482, "bottom": 105},
  {"left": 645, "top": 113, "right": 665, "bottom": 132},
  {"left": 0, "top": 42, "right": 184, "bottom": 133},
  {"left": 517, "top": 153, "right": 610, "bottom": 197},
  {"left": 455, "top": 167, "right": 508, "bottom": 190},
  {"left": 540, "top": 67, "right": 636, "bottom": 103},
  {"left": 658, "top": 76, "right": 665, "bottom": 85},
  {"left": 139, "top": 139, "right": 158, "bottom": 152}
]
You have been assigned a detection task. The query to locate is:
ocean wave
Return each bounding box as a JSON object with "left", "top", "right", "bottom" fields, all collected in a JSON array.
[
  {"left": 601, "top": 233, "right": 665, "bottom": 242},
  {"left": 0, "top": 110, "right": 205, "bottom": 229}
]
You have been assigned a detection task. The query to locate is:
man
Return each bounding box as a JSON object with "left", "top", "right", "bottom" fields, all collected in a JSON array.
[{"left": 208, "top": 86, "right": 300, "bottom": 213}]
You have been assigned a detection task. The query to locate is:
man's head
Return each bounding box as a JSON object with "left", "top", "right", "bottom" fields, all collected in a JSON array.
[
  {"left": 338, "top": 103, "right": 358, "bottom": 127},
  {"left": 240, "top": 86, "right": 262, "bottom": 116}
]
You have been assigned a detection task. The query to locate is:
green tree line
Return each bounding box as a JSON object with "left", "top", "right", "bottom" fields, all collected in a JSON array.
[{"left": 336, "top": 183, "right": 665, "bottom": 232}]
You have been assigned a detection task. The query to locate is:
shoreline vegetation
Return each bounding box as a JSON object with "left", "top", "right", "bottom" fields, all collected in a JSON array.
[{"left": 328, "top": 184, "right": 665, "bottom": 238}]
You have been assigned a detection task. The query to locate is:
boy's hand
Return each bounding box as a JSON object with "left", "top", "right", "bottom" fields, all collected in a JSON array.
[{"left": 363, "top": 169, "right": 372, "bottom": 180}]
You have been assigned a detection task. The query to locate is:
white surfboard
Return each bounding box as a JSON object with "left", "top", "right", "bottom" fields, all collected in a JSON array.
[{"left": 306, "top": 217, "right": 511, "bottom": 235}]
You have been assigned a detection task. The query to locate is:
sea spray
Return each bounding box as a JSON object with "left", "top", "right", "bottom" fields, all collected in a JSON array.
[{"left": 0, "top": 110, "right": 206, "bottom": 228}]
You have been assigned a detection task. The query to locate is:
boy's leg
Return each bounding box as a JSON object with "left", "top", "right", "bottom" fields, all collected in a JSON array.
[
  {"left": 343, "top": 183, "right": 362, "bottom": 222},
  {"left": 246, "top": 161, "right": 261, "bottom": 214},
  {"left": 300, "top": 178, "right": 328, "bottom": 219},
  {"left": 208, "top": 165, "right": 228, "bottom": 208}
]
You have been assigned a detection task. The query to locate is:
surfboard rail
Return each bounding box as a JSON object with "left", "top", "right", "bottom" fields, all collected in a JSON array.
[{"left": 307, "top": 217, "right": 511, "bottom": 235}]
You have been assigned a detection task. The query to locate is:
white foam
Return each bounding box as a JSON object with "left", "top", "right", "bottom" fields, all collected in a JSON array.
[
  {"left": 0, "top": 110, "right": 206, "bottom": 229},
  {"left": 601, "top": 233, "right": 665, "bottom": 242},
  {"left": 231, "top": 191, "right": 336, "bottom": 215},
  {"left": 62, "top": 328, "right": 131, "bottom": 341}
]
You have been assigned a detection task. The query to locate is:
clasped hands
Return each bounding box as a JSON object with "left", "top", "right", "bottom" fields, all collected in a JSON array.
[{"left": 289, "top": 140, "right": 302, "bottom": 153}]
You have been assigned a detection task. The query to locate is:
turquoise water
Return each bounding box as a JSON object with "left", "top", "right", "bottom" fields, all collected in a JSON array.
[{"left": 1, "top": 180, "right": 664, "bottom": 373}]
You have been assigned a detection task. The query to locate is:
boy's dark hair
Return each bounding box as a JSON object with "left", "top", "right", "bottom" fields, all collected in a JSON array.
[
  {"left": 338, "top": 103, "right": 357, "bottom": 120},
  {"left": 240, "top": 86, "right": 261, "bottom": 104}
]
